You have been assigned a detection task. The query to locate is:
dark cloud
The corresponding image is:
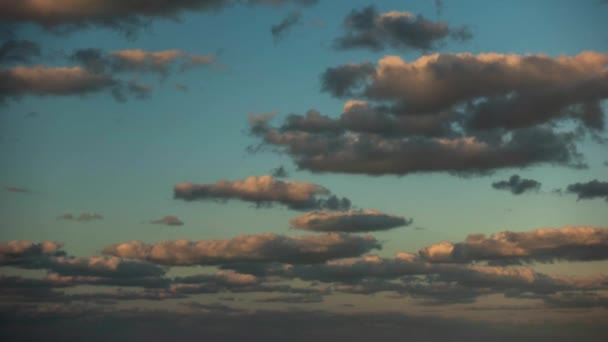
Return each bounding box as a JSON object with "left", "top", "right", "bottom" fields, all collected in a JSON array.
[
  {"left": 419, "top": 226, "right": 608, "bottom": 264},
  {"left": 271, "top": 11, "right": 302, "bottom": 41},
  {"left": 0, "top": 0, "right": 316, "bottom": 37},
  {"left": 150, "top": 215, "right": 184, "bottom": 226},
  {"left": 175, "top": 83, "right": 189, "bottom": 92},
  {"left": 102, "top": 233, "right": 381, "bottom": 266},
  {"left": 566, "top": 179, "right": 608, "bottom": 201},
  {"left": 290, "top": 210, "right": 412, "bottom": 233},
  {"left": 0, "top": 39, "right": 40, "bottom": 64},
  {"left": 321, "top": 62, "right": 375, "bottom": 97},
  {"left": 255, "top": 294, "right": 324, "bottom": 303},
  {"left": 250, "top": 112, "right": 584, "bottom": 175},
  {"left": 492, "top": 174, "right": 541, "bottom": 195},
  {"left": 270, "top": 165, "right": 289, "bottom": 178},
  {"left": 173, "top": 175, "right": 351, "bottom": 210},
  {"left": 333, "top": 6, "right": 472, "bottom": 52},
  {"left": 4, "top": 186, "right": 31, "bottom": 193}
]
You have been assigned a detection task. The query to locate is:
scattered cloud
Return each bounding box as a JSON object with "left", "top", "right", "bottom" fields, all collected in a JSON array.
[
  {"left": 102, "top": 233, "right": 381, "bottom": 265},
  {"left": 289, "top": 210, "right": 412, "bottom": 233},
  {"left": 270, "top": 165, "right": 289, "bottom": 178},
  {"left": 150, "top": 215, "right": 184, "bottom": 226},
  {"left": 492, "top": 174, "right": 541, "bottom": 195},
  {"left": 271, "top": 11, "right": 302, "bottom": 42},
  {"left": 0, "top": 241, "right": 63, "bottom": 267},
  {"left": 173, "top": 175, "right": 351, "bottom": 210},
  {"left": 566, "top": 180, "right": 608, "bottom": 202},
  {"left": 333, "top": 6, "right": 472, "bottom": 51},
  {"left": 4, "top": 186, "right": 31, "bottom": 193}
]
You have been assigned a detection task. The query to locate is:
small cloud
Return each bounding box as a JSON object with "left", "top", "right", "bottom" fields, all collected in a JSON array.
[
  {"left": 271, "top": 11, "right": 302, "bottom": 42},
  {"left": 150, "top": 215, "right": 184, "bottom": 226},
  {"left": 175, "top": 83, "right": 189, "bottom": 92},
  {"left": 4, "top": 186, "right": 31, "bottom": 193},
  {"left": 491, "top": 174, "right": 541, "bottom": 195},
  {"left": 58, "top": 213, "right": 103, "bottom": 222},
  {"left": 270, "top": 165, "right": 288, "bottom": 178}
]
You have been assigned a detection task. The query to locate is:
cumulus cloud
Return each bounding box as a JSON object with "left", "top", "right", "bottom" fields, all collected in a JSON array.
[
  {"left": 151, "top": 215, "right": 184, "bottom": 226},
  {"left": 0, "top": 0, "right": 316, "bottom": 36},
  {"left": 333, "top": 6, "right": 472, "bottom": 51},
  {"left": 419, "top": 226, "right": 608, "bottom": 264},
  {"left": 173, "top": 175, "right": 351, "bottom": 210},
  {"left": 248, "top": 51, "right": 607, "bottom": 175},
  {"left": 289, "top": 210, "right": 412, "bottom": 233},
  {"left": 492, "top": 174, "right": 541, "bottom": 195},
  {"left": 0, "top": 40, "right": 40, "bottom": 65},
  {"left": 102, "top": 233, "right": 380, "bottom": 266},
  {"left": 0, "top": 241, "right": 63, "bottom": 267},
  {"left": 271, "top": 11, "right": 301, "bottom": 42},
  {"left": 566, "top": 179, "right": 608, "bottom": 201}
]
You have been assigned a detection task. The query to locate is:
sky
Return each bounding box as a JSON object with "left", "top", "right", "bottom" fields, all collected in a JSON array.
[{"left": 0, "top": 0, "right": 607, "bottom": 341}]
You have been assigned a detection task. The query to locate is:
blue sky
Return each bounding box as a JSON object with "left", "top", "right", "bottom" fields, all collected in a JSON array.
[{"left": 0, "top": 1, "right": 607, "bottom": 340}]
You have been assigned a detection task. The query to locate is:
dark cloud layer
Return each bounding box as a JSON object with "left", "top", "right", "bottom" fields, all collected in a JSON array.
[
  {"left": 566, "top": 180, "right": 608, "bottom": 201},
  {"left": 103, "top": 233, "right": 380, "bottom": 266},
  {"left": 492, "top": 174, "right": 541, "bottom": 195},
  {"left": 173, "top": 175, "right": 351, "bottom": 210},
  {"left": 0, "top": 39, "right": 40, "bottom": 65},
  {"left": 333, "top": 6, "right": 472, "bottom": 51}
]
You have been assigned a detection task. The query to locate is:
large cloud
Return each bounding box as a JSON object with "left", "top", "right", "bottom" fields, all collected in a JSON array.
[
  {"left": 0, "top": 0, "right": 317, "bottom": 35},
  {"left": 566, "top": 179, "right": 608, "bottom": 202},
  {"left": 419, "top": 226, "right": 608, "bottom": 264},
  {"left": 491, "top": 174, "right": 541, "bottom": 195},
  {"left": 174, "top": 175, "right": 351, "bottom": 210},
  {"left": 333, "top": 6, "right": 472, "bottom": 51},
  {"left": 289, "top": 210, "right": 412, "bottom": 232},
  {"left": 102, "top": 233, "right": 381, "bottom": 266}
]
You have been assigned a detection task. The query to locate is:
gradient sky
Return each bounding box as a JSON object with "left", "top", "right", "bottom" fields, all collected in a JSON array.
[{"left": 1, "top": 1, "right": 608, "bottom": 341}]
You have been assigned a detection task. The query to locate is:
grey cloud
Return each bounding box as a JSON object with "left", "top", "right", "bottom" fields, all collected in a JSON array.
[
  {"left": 492, "top": 174, "right": 541, "bottom": 195},
  {"left": 58, "top": 213, "right": 103, "bottom": 222},
  {"left": 271, "top": 11, "right": 301, "bottom": 41},
  {"left": 419, "top": 226, "right": 608, "bottom": 264},
  {"left": 255, "top": 294, "right": 323, "bottom": 303},
  {"left": 0, "top": 241, "right": 64, "bottom": 267},
  {"left": 173, "top": 175, "right": 351, "bottom": 210},
  {"left": 333, "top": 6, "right": 472, "bottom": 52},
  {"left": 250, "top": 113, "right": 584, "bottom": 175},
  {"left": 321, "top": 62, "right": 375, "bottom": 97},
  {"left": 150, "top": 215, "right": 184, "bottom": 226},
  {"left": 566, "top": 179, "right": 608, "bottom": 201},
  {"left": 0, "top": 39, "right": 40, "bottom": 64},
  {"left": 4, "top": 186, "right": 31, "bottom": 193},
  {"left": 290, "top": 210, "right": 412, "bottom": 233},
  {"left": 103, "top": 233, "right": 381, "bottom": 266}
]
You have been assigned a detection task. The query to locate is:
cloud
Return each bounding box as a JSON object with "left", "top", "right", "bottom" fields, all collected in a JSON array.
[
  {"left": 0, "top": 241, "right": 63, "bottom": 267},
  {"left": 173, "top": 175, "right": 351, "bottom": 210},
  {"left": 270, "top": 165, "right": 288, "bottom": 178},
  {"left": 289, "top": 210, "right": 412, "bottom": 232},
  {"left": 102, "top": 233, "right": 381, "bottom": 266},
  {"left": 70, "top": 48, "right": 215, "bottom": 77},
  {"left": 0, "top": 65, "right": 117, "bottom": 103},
  {"left": 419, "top": 226, "right": 608, "bottom": 264},
  {"left": 255, "top": 294, "right": 324, "bottom": 303},
  {"left": 249, "top": 112, "right": 584, "bottom": 175},
  {"left": 566, "top": 180, "right": 608, "bottom": 201},
  {"left": 0, "top": 40, "right": 40, "bottom": 65},
  {"left": 46, "top": 256, "right": 165, "bottom": 279},
  {"left": 58, "top": 213, "right": 103, "bottom": 222},
  {"left": 151, "top": 215, "right": 184, "bottom": 226},
  {"left": 333, "top": 6, "right": 472, "bottom": 51},
  {"left": 175, "top": 83, "right": 189, "bottom": 92},
  {"left": 271, "top": 11, "right": 301, "bottom": 41},
  {"left": 0, "top": 0, "right": 316, "bottom": 36},
  {"left": 321, "top": 52, "right": 608, "bottom": 124},
  {"left": 492, "top": 174, "right": 541, "bottom": 195}
]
